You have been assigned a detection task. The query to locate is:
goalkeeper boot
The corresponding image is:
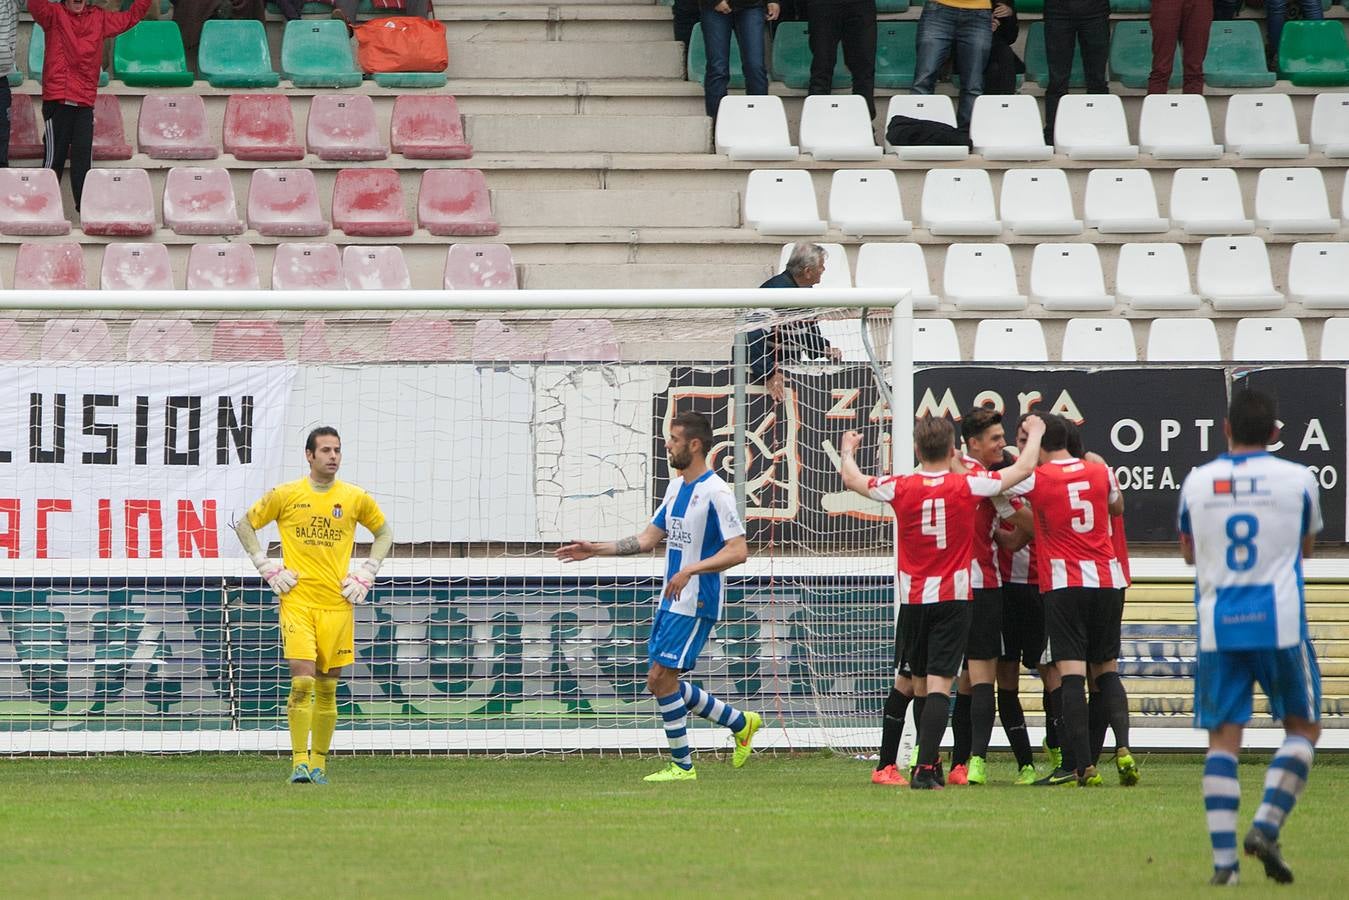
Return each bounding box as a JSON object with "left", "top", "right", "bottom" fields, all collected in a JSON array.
[
  {"left": 871, "top": 765, "right": 908, "bottom": 787},
  {"left": 644, "top": 763, "right": 697, "bottom": 783},
  {"left": 1243, "top": 827, "right": 1294, "bottom": 884},
  {"left": 732, "top": 710, "right": 762, "bottom": 769},
  {"left": 1043, "top": 740, "right": 1063, "bottom": 772},
  {"left": 947, "top": 763, "right": 969, "bottom": 785},
  {"left": 288, "top": 763, "right": 312, "bottom": 784},
  {"left": 1116, "top": 750, "right": 1140, "bottom": 787},
  {"left": 308, "top": 767, "right": 330, "bottom": 786},
  {"left": 966, "top": 756, "right": 988, "bottom": 785},
  {"left": 1014, "top": 764, "right": 1038, "bottom": 786}
]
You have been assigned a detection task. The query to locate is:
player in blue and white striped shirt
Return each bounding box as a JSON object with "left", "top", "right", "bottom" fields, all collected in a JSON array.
[
  {"left": 1178, "top": 389, "right": 1322, "bottom": 886},
  {"left": 556, "top": 410, "right": 760, "bottom": 783}
]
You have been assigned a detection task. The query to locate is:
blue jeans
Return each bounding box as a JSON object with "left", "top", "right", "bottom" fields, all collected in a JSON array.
[
  {"left": 1213, "top": 0, "right": 1322, "bottom": 61},
  {"left": 701, "top": 6, "right": 769, "bottom": 118},
  {"left": 911, "top": 1, "right": 993, "bottom": 129}
]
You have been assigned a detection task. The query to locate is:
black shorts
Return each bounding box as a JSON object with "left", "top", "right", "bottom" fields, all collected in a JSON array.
[
  {"left": 1044, "top": 587, "right": 1124, "bottom": 665},
  {"left": 1000, "top": 581, "right": 1045, "bottom": 670},
  {"left": 892, "top": 615, "right": 913, "bottom": 679},
  {"left": 965, "top": 588, "right": 1004, "bottom": 660},
  {"left": 900, "top": 601, "right": 972, "bottom": 680}
]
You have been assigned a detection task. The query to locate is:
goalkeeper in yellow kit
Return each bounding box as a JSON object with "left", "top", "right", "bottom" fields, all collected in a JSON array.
[{"left": 235, "top": 426, "right": 392, "bottom": 785}]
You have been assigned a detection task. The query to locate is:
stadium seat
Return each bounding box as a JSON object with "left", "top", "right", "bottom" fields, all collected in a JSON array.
[
  {"left": 343, "top": 246, "right": 412, "bottom": 290},
  {"left": 1146, "top": 318, "right": 1220, "bottom": 361},
  {"left": 126, "top": 319, "right": 198, "bottom": 360},
  {"left": 163, "top": 167, "right": 244, "bottom": 235},
  {"left": 771, "top": 23, "right": 848, "bottom": 89},
  {"left": 297, "top": 320, "right": 334, "bottom": 362},
  {"left": 1115, "top": 243, "right": 1201, "bottom": 310},
  {"left": 1232, "top": 318, "right": 1307, "bottom": 361},
  {"left": 113, "top": 22, "right": 194, "bottom": 87},
  {"left": 828, "top": 170, "right": 911, "bottom": 236},
  {"left": 137, "top": 94, "right": 217, "bottom": 159},
  {"left": 1321, "top": 318, "right": 1349, "bottom": 359},
  {"left": 1197, "top": 236, "right": 1285, "bottom": 310},
  {"left": 943, "top": 244, "right": 1027, "bottom": 311},
  {"left": 688, "top": 23, "right": 743, "bottom": 88},
  {"left": 744, "top": 170, "right": 826, "bottom": 235},
  {"left": 29, "top": 25, "right": 110, "bottom": 87},
  {"left": 14, "top": 242, "right": 87, "bottom": 290},
  {"left": 882, "top": 95, "right": 968, "bottom": 161},
  {"left": 444, "top": 243, "right": 518, "bottom": 290},
  {"left": 41, "top": 320, "right": 113, "bottom": 359},
  {"left": 101, "top": 243, "right": 175, "bottom": 291},
  {"left": 7, "top": 93, "right": 43, "bottom": 159},
  {"left": 545, "top": 319, "right": 621, "bottom": 362},
  {"left": 0, "top": 319, "right": 23, "bottom": 359},
  {"left": 1138, "top": 94, "right": 1222, "bottom": 159},
  {"left": 973, "top": 320, "right": 1047, "bottom": 361},
  {"left": 332, "top": 169, "right": 414, "bottom": 238},
  {"left": 212, "top": 320, "right": 284, "bottom": 360},
  {"left": 197, "top": 19, "right": 280, "bottom": 88},
  {"left": 1061, "top": 319, "right": 1137, "bottom": 362},
  {"left": 272, "top": 243, "right": 345, "bottom": 290},
  {"left": 920, "top": 169, "right": 1001, "bottom": 236},
  {"left": 969, "top": 95, "right": 1052, "bottom": 161},
  {"left": 1109, "top": 22, "right": 1180, "bottom": 90},
  {"left": 1277, "top": 20, "right": 1349, "bottom": 87},
  {"left": 1030, "top": 244, "right": 1114, "bottom": 311},
  {"left": 874, "top": 22, "right": 918, "bottom": 89},
  {"left": 1083, "top": 170, "right": 1168, "bottom": 233},
  {"left": 714, "top": 96, "right": 798, "bottom": 160},
  {"left": 799, "top": 95, "right": 882, "bottom": 160},
  {"left": 417, "top": 169, "right": 500, "bottom": 237},
  {"left": 224, "top": 94, "right": 304, "bottom": 162},
  {"left": 247, "top": 169, "right": 328, "bottom": 237},
  {"left": 1288, "top": 242, "right": 1349, "bottom": 308},
  {"left": 1310, "top": 93, "right": 1349, "bottom": 157},
  {"left": 281, "top": 20, "right": 363, "bottom": 88},
  {"left": 1024, "top": 21, "right": 1084, "bottom": 87},
  {"left": 1254, "top": 168, "right": 1340, "bottom": 234},
  {"left": 92, "top": 95, "right": 132, "bottom": 160},
  {"left": 1053, "top": 95, "right": 1138, "bottom": 160},
  {"left": 0, "top": 169, "right": 69, "bottom": 235},
  {"left": 187, "top": 244, "right": 261, "bottom": 291},
  {"left": 471, "top": 318, "right": 544, "bottom": 361},
  {"left": 778, "top": 242, "right": 852, "bottom": 287},
  {"left": 913, "top": 319, "right": 961, "bottom": 362},
  {"left": 1224, "top": 94, "right": 1308, "bottom": 159},
  {"left": 999, "top": 169, "right": 1084, "bottom": 235},
  {"left": 308, "top": 94, "right": 387, "bottom": 162},
  {"left": 1204, "top": 21, "right": 1277, "bottom": 88},
  {"left": 390, "top": 95, "right": 473, "bottom": 160},
  {"left": 386, "top": 318, "right": 456, "bottom": 361},
  {"left": 1168, "top": 168, "right": 1255, "bottom": 235},
  {"left": 854, "top": 243, "right": 938, "bottom": 309},
  {"left": 79, "top": 168, "right": 155, "bottom": 237},
  {"left": 4, "top": 69, "right": 17, "bottom": 89}
]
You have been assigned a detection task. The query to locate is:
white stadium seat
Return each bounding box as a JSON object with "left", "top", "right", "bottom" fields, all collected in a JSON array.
[
  {"left": 744, "top": 170, "right": 826, "bottom": 235},
  {"left": 799, "top": 95, "right": 882, "bottom": 161},
  {"left": 1083, "top": 169, "right": 1169, "bottom": 233},
  {"left": 999, "top": 169, "right": 1084, "bottom": 235},
  {"left": 970, "top": 95, "right": 1052, "bottom": 161},
  {"left": 973, "top": 319, "right": 1047, "bottom": 362},
  {"left": 779, "top": 242, "right": 851, "bottom": 287},
  {"left": 1061, "top": 318, "right": 1137, "bottom": 362},
  {"left": 1321, "top": 318, "right": 1349, "bottom": 360},
  {"left": 920, "top": 169, "right": 1001, "bottom": 236},
  {"left": 913, "top": 318, "right": 961, "bottom": 362},
  {"left": 1254, "top": 168, "right": 1340, "bottom": 234},
  {"left": 1115, "top": 243, "right": 1202, "bottom": 310},
  {"left": 1169, "top": 168, "right": 1255, "bottom": 235},
  {"left": 943, "top": 244, "right": 1027, "bottom": 311},
  {"left": 1146, "top": 318, "right": 1221, "bottom": 361},
  {"left": 1287, "top": 242, "right": 1349, "bottom": 309},
  {"left": 714, "top": 95, "right": 798, "bottom": 161},
  {"left": 1139, "top": 94, "right": 1222, "bottom": 159},
  {"left": 1310, "top": 93, "right": 1349, "bottom": 158},
  {"left": 855, "top": 243, "right": 938, "bottom": 309},
  {"left": 1232, "top": 318, "right": 1307, "bottom": 361},
  {"left": 1030, "top": 244, "right": 1114, "bottom": 311},
  {"left": 828, "top": 170, "right": 912, "bottom": 236},
  {"left": 884, "top": 95, "right": 968, "bottom": 161},
  {"left": 1053, "top": 94, "right": 1138, "bottom": 160},
  {"left": 1224, "top": 94, "right": 1308, "bottom": 159},
  {"left": 1197, "top": 236, "right": 1285, "bottom": 311}
]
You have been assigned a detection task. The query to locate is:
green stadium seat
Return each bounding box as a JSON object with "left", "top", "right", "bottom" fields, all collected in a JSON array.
[
  {"left": 281, "top": 20, "right": 364, "bottom": 89},
  {"left": 875, "top": 21, "right": 918, "bottom": 89},
  {"left": 771, "top": 22, "right": 849, "bottom": 89},
  {"left": 6, "top": 69, "right": 19, "bottom": 87},
  {"left": 876, "top": 0, "right": 909, "bottom": 11},
  {"left": 1025, "top": 21, "right": 1085, "bottom": 87},
  {"left": 1018, "top": 0, "right": 1044, "bottom": 11},
  {"left": 689, "top": 22, "right": 745, "bottom": 88},
  {"left": 1109, "top": 0, "right": 1150, "bottom": 10},
  {"left": 1204, "top": 20, "right": 1277, "bottom": 88},
  {"left": 373, "top": 71, "right": 448, "bottom": 88},
  {"left": 1109, "top": 21, "right": 1180, "bottom": 89},
  {"left": 197, "top": 20, "right": 279, "bottom": 88},
  {"left": 29, "top": 25, "right": 109, "bottom": 87},
  {"left": 113, "top": 21, "right": 194, "bottom": 87},
  {"left": 1278, "top": 20, "right": 1349, "bottom": 87}
]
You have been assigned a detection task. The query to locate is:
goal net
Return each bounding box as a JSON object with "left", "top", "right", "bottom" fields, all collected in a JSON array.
[{"left": 0, "top": 288, "right": 912, "bottom": 754}]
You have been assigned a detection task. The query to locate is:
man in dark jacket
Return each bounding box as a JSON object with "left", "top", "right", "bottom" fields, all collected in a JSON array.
[
  {"left": 806, "top": 0, "right": 877, "bottom": 119},
  {"left": 749, "top": 242, "right": 842, "bottom": 402},
  {"left": 29, "top": 0, "right": 151, "bottom": 212}
]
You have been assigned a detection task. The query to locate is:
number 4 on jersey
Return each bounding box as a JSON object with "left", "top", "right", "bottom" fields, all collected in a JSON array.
[{"left": 921, "top": 498, "right": 947, "bottom": 549}]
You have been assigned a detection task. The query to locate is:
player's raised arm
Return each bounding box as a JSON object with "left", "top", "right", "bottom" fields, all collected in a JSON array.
[
  {"left": 555, "top": 523, "right": 666, "bottom": 562},
  {"left": 992, "top": 415, "right": 1045, "bottom": 492},
  {"left": 838, "top": 430, "right": 878, "bottom": 498},
  {"left": 235, "top": 493, "right": 297, "bottom": 598}
]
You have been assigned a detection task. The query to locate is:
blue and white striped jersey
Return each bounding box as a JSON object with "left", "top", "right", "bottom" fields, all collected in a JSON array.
[
  {"left": 1178, "top": 451, "right": 1322, "bottom": 652},
  {"left": 651, "top": 470, "right": 746, "bottom": 620}
]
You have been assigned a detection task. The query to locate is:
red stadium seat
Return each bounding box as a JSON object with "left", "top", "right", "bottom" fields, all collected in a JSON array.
[
  {"left": 0, "top": 169, "right": 70, "bottom": 235},
  {"left": 444, "top": 243, "right": 517, "bottom": 289},
  {"left": 307, "top": 94, "right": 387, "bottom": 162},
  {"left": 138, "top": 93, "right": 217, "bottom": 159},
  {"left": 247, "top": 168, "right": 328, "bottom": 237},
  {"left": 224, "top": 94, "right": 304, "bottom": 161},
  {"left": 163, "top": 166, "right": 244, "bottom": 236},
  {"left": 417, "top": 169, "right": 498, "bottom": 237},
  {"left": 332, "top": 168, "right": 413, "bottom": 237},
  {"left": 14, "top": 242, "right": 87, "bottom": 290},
  {"left": 187, "top": 243, "right": 261, "bottom": 290},
  {"left": 544, "top": 319, "right": 620, "bottom": 361},
  {"left": 41, "top": 319, "right": 114, "bottom": 360},
  {"left": 212, "top": 320, "right": 285, "bottom": 360},
  {"left": 7, "top": 94, "right": 44, "bottom": 160},
  {"left": 92, "top": 95, "right": 133, "bottom": 160},
  {"left": 79, "top": 168, "right": 156, "bottom": 237},
  {"left": 272, "top": 242, "right": 345, "bottom": 290},
  {"left": 101, "top": 243, "right": 175, "bottom": 290},
  {"left": 0, "top": 320, "right": 25, "bottom": 359},
  {"left": 127, "top": 319, "right": 199, "bottom": 360},
  {"left": 390, "top": 95, "right": 472, "bottom": 159},
  {"left": 342, "top": 245, "right": 411, "bottom": 290},
  {"left": 386, "top": 318, "right": 455, "bottom": 361},
  {"left": 470, "top": 318, "right": 543, "bottom": 361},
  {"left": 299, "top": 319, "right": 333, "bottom": 361}
]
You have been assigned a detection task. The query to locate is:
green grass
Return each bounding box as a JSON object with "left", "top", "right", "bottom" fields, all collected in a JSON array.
[{"left": 1, "top": 753, "right": 1346, "bottom": 898}]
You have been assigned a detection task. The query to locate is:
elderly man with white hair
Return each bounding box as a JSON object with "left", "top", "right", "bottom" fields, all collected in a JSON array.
[{"left": 748, "top": 242, "right": 843, "bottom": 402}]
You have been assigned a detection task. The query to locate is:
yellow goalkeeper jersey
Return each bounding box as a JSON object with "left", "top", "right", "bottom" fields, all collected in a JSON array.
[{"left": 247, "top": 477, "right": 387, "bottom": 611}]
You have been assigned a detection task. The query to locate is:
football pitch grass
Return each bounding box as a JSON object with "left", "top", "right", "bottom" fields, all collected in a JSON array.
[{"left": 3, "top": 752, "right": 1347, "bottom": 898}]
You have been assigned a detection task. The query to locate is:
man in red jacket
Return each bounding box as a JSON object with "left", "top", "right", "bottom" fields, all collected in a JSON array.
[{"left": 27, "top": 0, "right": 150, "bottom": 212}]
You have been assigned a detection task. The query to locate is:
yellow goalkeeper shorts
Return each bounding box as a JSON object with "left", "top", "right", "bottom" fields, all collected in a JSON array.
[{"left": 280, "top": 602, "right": 355, "bottom": 673}]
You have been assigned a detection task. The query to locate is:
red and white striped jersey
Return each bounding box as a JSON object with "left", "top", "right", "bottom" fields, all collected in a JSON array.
[
  {"left": 962, "top": 455, "right": 1002, "bottom": 589},
  {"left": 1007, "top": 458, "right": 1126, "bottom": 591},
  {"left": 996, "top": 496, "right": 1038, "bottom": 586},
  {"left": 1110, "top": 512, "right": 1131, "bottom": 587}
]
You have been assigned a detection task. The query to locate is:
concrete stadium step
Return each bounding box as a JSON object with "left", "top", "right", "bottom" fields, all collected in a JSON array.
[
  {"left": 447, "top": 41, "right": 685, "bottom": 79},
  {"left": 492, "top": 189, "right": 739, "bottom": 227},
  {"left": 464, "top": 115, "right": 709, "bottom": 154},
  {"left": 520, "top": 263, "right": 774, "bottom": 289}
]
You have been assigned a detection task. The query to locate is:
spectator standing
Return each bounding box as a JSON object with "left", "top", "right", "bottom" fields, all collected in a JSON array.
[
  {"left": 1041, "top": 0, "right": 1110, "bottom": 142},
  {"left": 0, "top": 0, "right": 17, "bottom": 168},
  {"left": 912, "top": 0, "right": 992, "bottom": 130},
  {"left": 700, "top": 0, "right": 779, "bottom": 119},
  {"left": 807, "top": 0, "right": 877, "bottom": 119},
  {"left": 982, "top": 1, "right": 1022, "bottom": 95},
  {"left": 673, "top": 0, "right": 701, "bottom": 46},
  {"left": 1148, "top": 0, "right": 1211, "bottom": 93},
  {"left": 1214, "top": 0, "right": 1319, "bottom": 69},
  {"left": 749, "top": 242, "right": 843, "bottom": 402}
]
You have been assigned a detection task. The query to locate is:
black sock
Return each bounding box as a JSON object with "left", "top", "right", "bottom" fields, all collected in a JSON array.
[
  {"left": 951, "top": 692, "right": 972, "bottom": 766},
  {"left": 1096, "top": 671, "right": 1132, "bottom": 753},
  {"left": 912, "top": 694, "right": 928, "bottom": 745},
  {"left": 1059, "top": 674, "right": 1091, "bottom": 776},
  {"left": 917, "top": 692, "right": 950, "bottom": 768},
  {"left": 876, "top": 688, "right": 911, "bottom": 770},
  {"left": 1047, "top": 685, "right": 1063, "bottom": 754},
  {"left": 998, "top": 688, "right": 1034, "bottom": 769},
  {"left": 1088, "top": 689, "right": 1108, "bottom": 766},
  {"left": 970, "top": 683, "right": 995, "bottom": 759}
]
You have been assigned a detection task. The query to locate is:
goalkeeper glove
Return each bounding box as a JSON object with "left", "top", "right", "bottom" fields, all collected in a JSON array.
[
  {"left": 342, "top": 559, "right": 380, "bottom": 605},
  {"left": 251, "top": 552, "right": 298, "bottom": 597}
]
